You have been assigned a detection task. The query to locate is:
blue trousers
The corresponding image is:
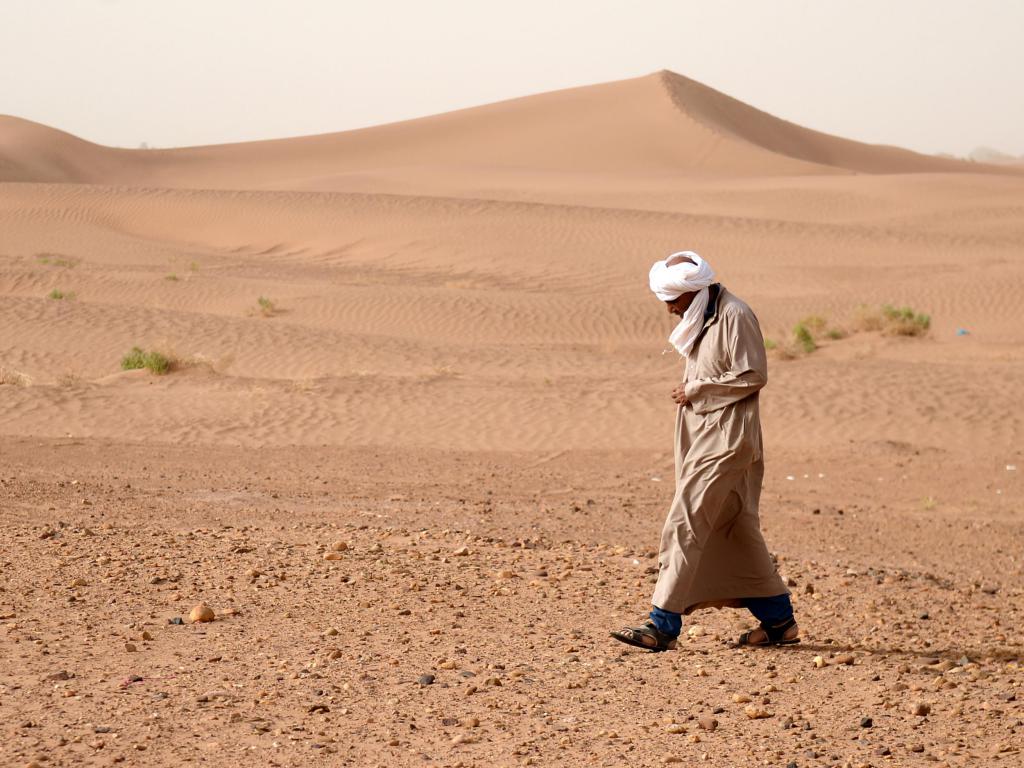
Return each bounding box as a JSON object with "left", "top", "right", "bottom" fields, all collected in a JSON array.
[{"left": 649, "top": 593, "right": 793, "bottom": 638}]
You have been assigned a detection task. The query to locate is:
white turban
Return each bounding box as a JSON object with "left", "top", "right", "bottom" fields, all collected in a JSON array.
[{"left": 648, "top": 251, "right": 716, "bottom": 357}]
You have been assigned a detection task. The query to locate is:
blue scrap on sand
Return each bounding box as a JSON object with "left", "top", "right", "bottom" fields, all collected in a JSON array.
[{"left": 956, "top": 328, "right": 970, "bottom": 336}]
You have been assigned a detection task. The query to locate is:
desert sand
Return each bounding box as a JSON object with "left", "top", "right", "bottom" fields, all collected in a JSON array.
[{"left": 1, "top": 71, "right": 1022, "bottom": 767}]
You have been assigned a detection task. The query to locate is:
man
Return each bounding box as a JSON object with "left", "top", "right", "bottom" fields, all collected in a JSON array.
[{"left": 611, "top": 251, "right": 799, "bottom": 652}]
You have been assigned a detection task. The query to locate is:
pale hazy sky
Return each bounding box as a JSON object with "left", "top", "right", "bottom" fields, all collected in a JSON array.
[{"left": 3, "top": 0, "right": 1022, "bottom": 156}]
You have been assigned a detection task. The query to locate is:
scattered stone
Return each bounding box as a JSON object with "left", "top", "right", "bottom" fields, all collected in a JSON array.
[
  {"left": 860, "top": 717, "right": 873, "bottom": 728},
  {"left": 323, "top": 552, "right": 343, "bottom": 561},
  {"left": 697, "top": 715, "right": 718, "bottom": 732},
  {"left": 330, "top": 541, "right": 348, "bottom": 552},
  {"left": 70, "top": 577, "right": 88, "bottom": 587},
  {"left": 687, "top": 625, "right": 706, "bottom": 638},
  {"left": 168, "top": 617, "right": 184, "bottom": 625},
  {"left": 813, "top": 656, "right": 826, "bottom": 668},
  {"left": 732, "top": 693, "right": 752, "bottom": 703},
  {"left": 909, "top": 701, "right": 931, "bottom": 717},
  {"left": 124, "top": 643, "right": 137, "bottom": 653},
  {"left": 418, "top": 674, "right": 435, "bottom": 686},
  {"left": 453, "top": 546, "right": 470, "bottom": 556},
  {"left": 835, "top": 653, "right": 855, "bottom": 665},
  {"left": 665, "top": 723, "right": 686, "bottom": 734},
  {"left": 745, "top": 706, "right": 773, "bottom": 719},
  {"left": 189, "top": 603, "right": 215, "bottom": 623},
  {"left": 141, "top": 631, "right": 153, "bottom": 641},
  {"left": 663, "top": 756, "right": 682, "bottom": 764}
]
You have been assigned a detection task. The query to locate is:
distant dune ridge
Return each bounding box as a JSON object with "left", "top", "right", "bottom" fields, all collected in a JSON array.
[{"left": 1, "top": 70, "right": 1017, "bottom": 190}]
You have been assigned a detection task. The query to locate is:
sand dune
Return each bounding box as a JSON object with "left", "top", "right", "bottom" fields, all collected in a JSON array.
[{"left": 2, "top": 71, "right": 1017, "bottom": 193}]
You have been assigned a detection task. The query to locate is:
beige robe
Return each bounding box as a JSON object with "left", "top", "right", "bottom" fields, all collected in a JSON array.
[{"left": 651, "top": 285, "right": 786, "bottom": 614}]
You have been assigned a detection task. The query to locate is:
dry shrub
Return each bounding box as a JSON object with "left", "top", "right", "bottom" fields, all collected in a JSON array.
[
  {"left": 854, "top": 305, "right": 931, "bottom": 337},
  {"left": 0, "top": 366, "right": 32, "bottom": 386}
]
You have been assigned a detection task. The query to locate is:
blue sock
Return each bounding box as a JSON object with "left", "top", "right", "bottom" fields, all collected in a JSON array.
[
  {"left": 649, "top": 605, "right": 682, "bottom": 637},
  {"left": 744, "top": 593, "right": 793, "bottom": 626}
]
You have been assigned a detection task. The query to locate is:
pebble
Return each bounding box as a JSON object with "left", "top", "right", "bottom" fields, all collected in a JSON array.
[
  {"left": 835, "top": 653, "right": 855, "bottom": 665},
  {"left": 453, "top": 546, "right": 470, "bottom": 556},
  {"left": 665, "top": 723, "right": 686, "bottom": 734},
  {"left": 168, "top": 617, "right": 184, "bottom": 625},
  {"left": 323, "top": 552, "right": 343, "bottom": 561},
  {"left": 745, "top": 706, "right": 773, "bottom": 719},
  {"left": 909, "top": 701, "right": 931, "bottom": 716},
  {"left": 860, "top": 717, "right": 873, "bottom": 728},
  {"left": 663, "top": 756, "right": 682, "bottom": 764},
  {"left": 732, "top": 693, "right": 752, "bottom": 703},
  {"left": 141, "top": 631, "right": 153, "bottom": 641},
  {"left": 189, "top": 603, "right": 215, "bottom": 623},
  {"left": 687, "top": 625, "right": 706, "bottom": 638},
  {"left": 813, "top": 656, "right": 826, "bottom": 668},
  {"left": 124, "top": 643, "right": 137, "bottom": 653},
  {"left": 330, "top": 541, "right": 348, "bottom": 552},
  {"left": 697, "top": 715, "right": 718, "bottom": 732},
  {"left": 418, "top": 674, "right": 435, "bottom": 686},
  {"left": 70, "top": 577, "right": 88, "bottom": 587}
]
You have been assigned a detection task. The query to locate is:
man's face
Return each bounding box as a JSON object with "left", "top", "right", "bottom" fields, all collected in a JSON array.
[{"left": 665, "top": 291, "right": 698, "bottom": 318}]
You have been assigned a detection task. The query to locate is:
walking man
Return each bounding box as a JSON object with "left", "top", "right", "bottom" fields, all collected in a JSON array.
[{"left": 611, "top": 251, "right": 799, "bottom": 651}]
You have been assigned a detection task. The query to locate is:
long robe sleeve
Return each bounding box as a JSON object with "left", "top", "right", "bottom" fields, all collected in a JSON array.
[{"left": 683, "top": 305, "right": 768, "bottom": 415}]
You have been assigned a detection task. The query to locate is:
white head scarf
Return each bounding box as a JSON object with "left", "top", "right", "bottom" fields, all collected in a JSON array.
[{"left": 648, "top": 251, "right": 716, "bottom": 357}]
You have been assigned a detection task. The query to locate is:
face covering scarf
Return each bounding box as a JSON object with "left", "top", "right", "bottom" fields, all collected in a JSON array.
[{"left": 648, "top": 251, "right": 716, "bottom": 357}]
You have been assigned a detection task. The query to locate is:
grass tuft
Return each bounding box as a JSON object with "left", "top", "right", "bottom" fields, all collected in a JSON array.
[
  {"left": 0, "top": 367, "right": 32, "bottom": 386},
  {"left": 121, "top": 346, "right": 173, "bottom": 375},
  {"left": 257, "top": 296, "right": 277, "bottom": 317},
  {"left": 792, "top": 322, "right": 817, "bottom": 354},
  {"left": 165, "top": 273, "right": 179, "bottom": 282},
  {"left": 855, "top": 305, "right": 931, "bottom": 337},
  {"left": 48, "top": 288, "right": 75, "bottom": 300},
  {"left": 36, "top": 253, "right": 78, "bottom": 268},
  {"left": 881, "top": 305, "right": 931, "bottom": 336}
]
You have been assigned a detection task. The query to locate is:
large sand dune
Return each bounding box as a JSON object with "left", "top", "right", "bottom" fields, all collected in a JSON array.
[
  {"left": 2, "top": 71, "right": 1016, "bottom": 192},
  {"left": 1, "top": 71, "right": 1022, "bottom": 767}
]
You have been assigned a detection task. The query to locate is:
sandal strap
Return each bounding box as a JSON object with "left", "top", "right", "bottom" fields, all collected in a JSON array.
[{"left": 758, "top": 616, "right": 797, "bottom": 643}]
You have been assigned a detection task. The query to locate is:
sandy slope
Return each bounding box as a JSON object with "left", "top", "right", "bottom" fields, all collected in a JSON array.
[
  {"left": 2, "top": 72, "right": 1018, "bottom": 191},
  {"left": 1, "top": 71, "right": 1022, "bottom": 767}
]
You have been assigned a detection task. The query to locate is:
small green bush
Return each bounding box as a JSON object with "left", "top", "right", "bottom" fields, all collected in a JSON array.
[
  {"left": 881, "top": 305, "right": 931, "bottom": 336},
  {"left": 48, "top": 288, "right": 74, "bottom": 300},
  {"left": 763, "top": 338, "right": 778, "bottom": 351},
  {"left": 165, "top": 273, "right": 179, "bottom": 282},
  {"left": 792, "top": 323, "right": 817, "bottom": 354},
  {"left": 257, "top": 296, "right": 276, "bottom": 317},
  {"left": 121, "top": 346, "right": 172, "bottom": 375},
  {"left": 799, "top": 315, "right": 828, "bottom": 335}
]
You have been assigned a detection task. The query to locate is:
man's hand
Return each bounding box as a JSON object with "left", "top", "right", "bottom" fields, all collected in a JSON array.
[{"left": 670, "top": 383, "right": 689, "bottom": 406}]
